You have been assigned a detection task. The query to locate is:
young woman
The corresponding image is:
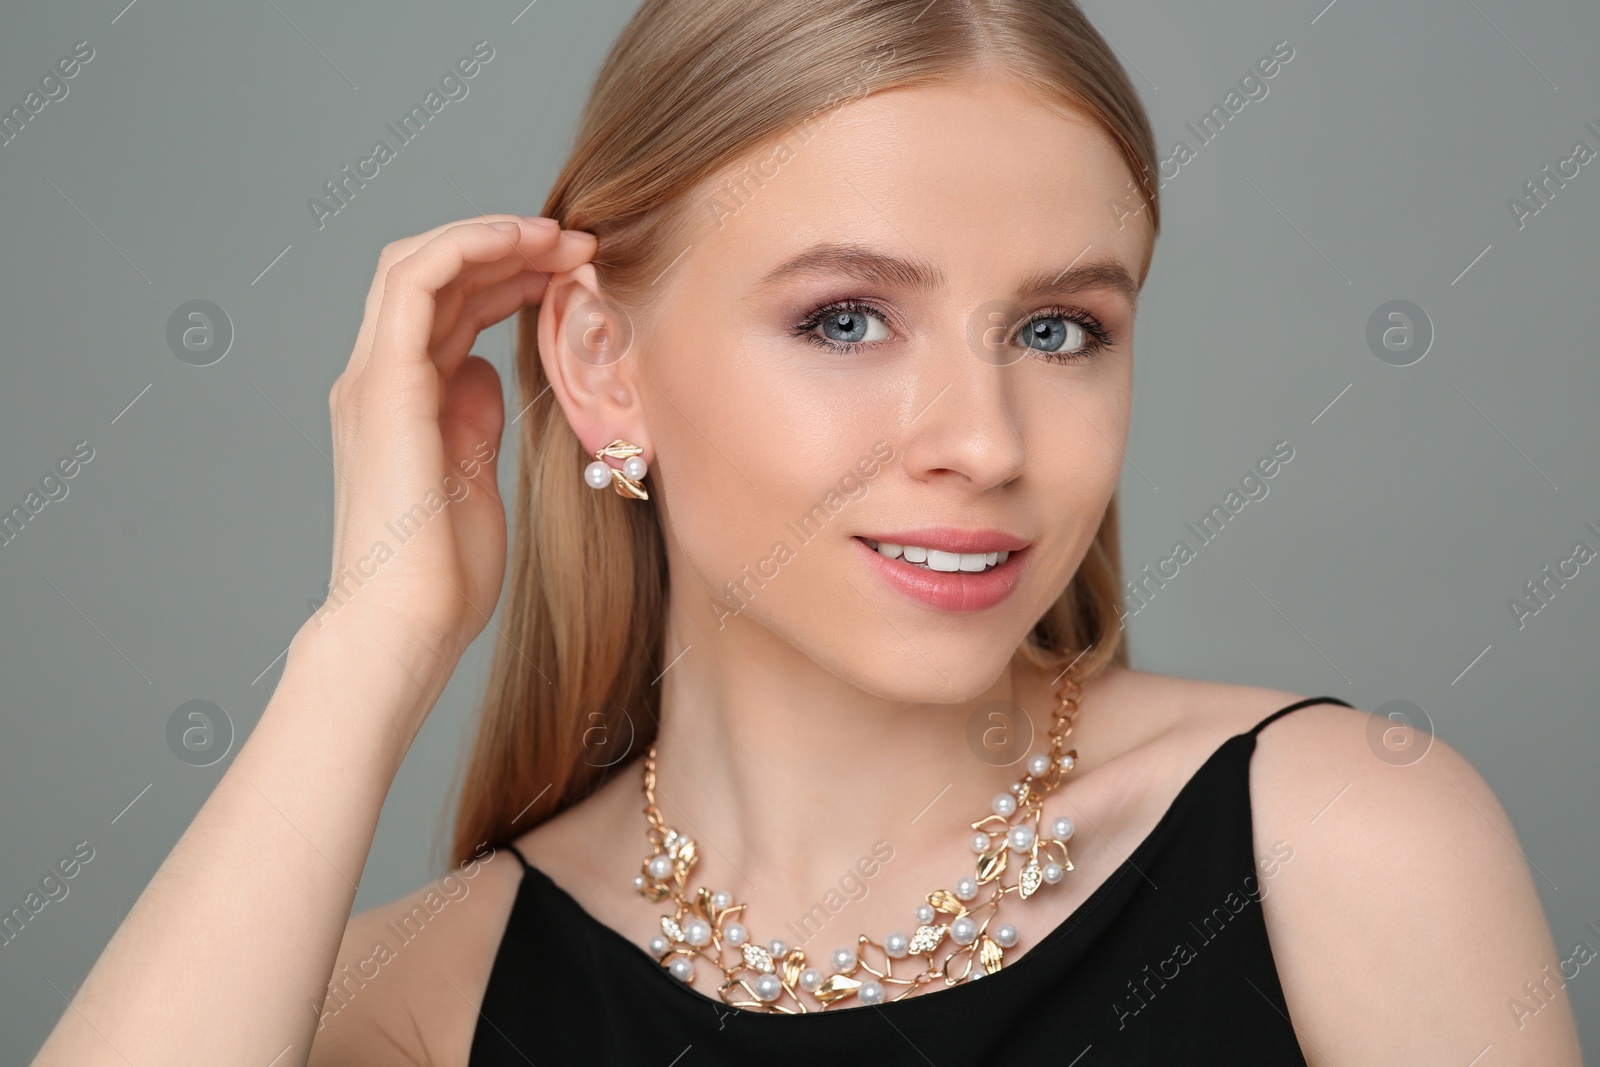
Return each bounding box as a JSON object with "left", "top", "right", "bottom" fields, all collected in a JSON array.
[{"left": 35, "top": 1, "right": 1581, "bottom": 1064}]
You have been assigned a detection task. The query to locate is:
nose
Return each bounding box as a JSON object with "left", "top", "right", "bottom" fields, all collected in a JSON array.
[{"left": 896, "top": 340, "right": 1027, "bottom": 493}]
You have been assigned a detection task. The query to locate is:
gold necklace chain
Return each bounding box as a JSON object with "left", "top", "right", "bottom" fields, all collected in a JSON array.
[{"left": 635, "top": 664, "right": 1085, "bottom": 1013}]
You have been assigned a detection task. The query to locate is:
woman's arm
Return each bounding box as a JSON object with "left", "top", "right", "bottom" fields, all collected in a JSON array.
[
  {"left": 31, "top": 215, "right": 598, "bottom": 1067},
  {"left": 32, "top": 620, "right": 450, "bottom": 1067}
]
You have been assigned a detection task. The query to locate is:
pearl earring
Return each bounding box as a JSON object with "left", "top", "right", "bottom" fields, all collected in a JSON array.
[{"left": 583, "top": 438, "right": 649, "bottom": 500}]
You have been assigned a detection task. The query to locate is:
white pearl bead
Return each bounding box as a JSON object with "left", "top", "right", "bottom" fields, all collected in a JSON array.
[
  {"left": 1051, "top": 816, "right": 1075, "bottom": 842},
  {"left": 799, "top": 968, "right": 822, "bottom": 992},
  {"left": 684, "top": 918, "right": 711, "bottom": 947},
  {"left": 724, "top": 922, "right": 747, "bottom": 946},
  {"left": 1059, "top": 754, "right": 1076, "bottom": 770},
  {"left": 621, "top": 455, "right": 648, "bottom": 481},
  {"left": 646, "top": 854, "right": 673, "bottom": 880},
  {"left": 832, "top": 948, "right": 856, "bottom": 971},
  {"left": 914, "top": 904, "right": 935, "bottom": 924},
  {"left": 953, "top": 877, "right": 978, "bottom": 901},
  {"left": 1028, "top": 753, "right": 1052, "bottom": 777},
  {"left": 712, "top": 891, "right": 732, "bottom": 909},
  {"left": 885, "top": 932, "right": 909, "bottom": 958},
  {"left": 632, "top": 875, "right": 644, "bottom": 889},
  {"left": 1042, "top": 862, "right": 1064, "bottom": 884},
  {"left": 1007, "top": 824, "right": 1035, "bottom": 852},
  {"left": 668, "top": 957, "right": 694, "bottom": 981},
  {"left": 950, "top": 917, "right": 977, "bottom": 945},
  {"left": 858, "top": 980, "right": 885, "bottom": 1004},
  {"left": 649, "top": 936, "right": 669, "bottom": 955},
  {"left": 769, "top": 939, "right": 788, "bottom": 958},
  {"left": 584, "top": 460, "right": 613, "bottom": 489},
  {"left": 994, "top": 923, "right": 1018, "bottom": 948},
  {"left": 991, "top": 793, "right": 1017, "bottom": 817},
  {"left": 969, "top": 831, "right": 992, "bottom": 854},
  {"left": 753, "top": 973, "right": 782, "bottom": 1001},
  {"left": 968, "top": 968, "right": 984, "bottom": 981}
]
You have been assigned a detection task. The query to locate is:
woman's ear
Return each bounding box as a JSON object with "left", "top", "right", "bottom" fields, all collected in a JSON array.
[{"left": 537, "top": 261, "right": 650, "bottom": 460}]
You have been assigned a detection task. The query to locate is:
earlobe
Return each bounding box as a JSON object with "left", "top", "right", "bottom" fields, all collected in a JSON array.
[{"left": 583, "top": 438, "right": 650, "bottom": 500}]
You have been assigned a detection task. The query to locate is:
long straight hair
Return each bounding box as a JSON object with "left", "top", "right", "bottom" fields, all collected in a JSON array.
[{"left": 448, "top": 0, "right": 1160, "bottom": 867}]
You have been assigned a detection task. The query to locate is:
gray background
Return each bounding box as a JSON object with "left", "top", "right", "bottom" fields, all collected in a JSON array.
[{"left": 3, "top": 0, "right": 1596, "bottom": 1060}]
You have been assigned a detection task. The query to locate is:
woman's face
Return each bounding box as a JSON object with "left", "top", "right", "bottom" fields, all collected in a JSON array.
[{"left": 563, "top": 73, "right": 1150, "bottom": 702}]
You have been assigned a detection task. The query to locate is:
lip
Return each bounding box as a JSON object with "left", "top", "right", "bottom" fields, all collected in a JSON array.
[
  {"left": 852, "top": 535, "right": 1028, "bottom": 613},
  {"left": 854, "top": 526, "right": 1030, "bottom": 554}
]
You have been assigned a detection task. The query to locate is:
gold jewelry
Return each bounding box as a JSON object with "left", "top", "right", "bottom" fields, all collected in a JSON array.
[
  {"left": 583, "top": 438, "right": 649, "bottom": 500},
  {"left": 635, "top": 663, "right": 1085, "bottom": 1012}
]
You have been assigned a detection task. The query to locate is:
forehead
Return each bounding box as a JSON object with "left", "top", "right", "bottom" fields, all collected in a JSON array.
[{"left": 674, "top": 74, "right": 1148, "bottom": 291}]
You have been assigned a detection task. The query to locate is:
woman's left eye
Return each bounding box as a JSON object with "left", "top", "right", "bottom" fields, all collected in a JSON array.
[
  {"left": 1007, "top": 308, "right": 1116, "bottom": 363},
  {"left": 1018, "top": 313, "right": 1101, "bottom": 362}
]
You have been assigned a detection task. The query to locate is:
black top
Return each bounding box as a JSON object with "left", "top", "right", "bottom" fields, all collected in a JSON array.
[{"left": 470, "top": 696, "right": 1352, "bottom": 1066}]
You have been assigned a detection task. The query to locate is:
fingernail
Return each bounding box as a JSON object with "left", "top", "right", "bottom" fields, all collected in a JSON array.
[
  {"left": 491, "top": 221, "right": 520, "bottom": 234},
  {"left": 528, "top": 216, "right": 560, "bottom": 231}
]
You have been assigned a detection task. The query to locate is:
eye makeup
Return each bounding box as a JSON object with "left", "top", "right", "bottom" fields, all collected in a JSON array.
[{"left": 790, "top": 297, "right": 1117, "bottom": 364}]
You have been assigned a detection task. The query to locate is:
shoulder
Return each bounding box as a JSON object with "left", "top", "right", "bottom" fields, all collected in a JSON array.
[
  {"left": 306, "top": 843, "right": 526, "bottom": 1067},
  {"left": 1218, "top": 686, "right": 1583, "bottom": 1063},
  {"left": 1074, "top": 666, "right": 1316, "bottom": 767}
]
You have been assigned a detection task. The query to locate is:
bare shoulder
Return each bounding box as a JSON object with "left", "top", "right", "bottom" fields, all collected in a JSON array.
[
  {"left": 306, "top": 843, "right": 526, "bottom": 1067},
  {"left": 1228, "top": 689, "right": 1583, "bottom": 1065},
  {"left": 1075, "top": 665, "right": 1315, "bottom": 757}
]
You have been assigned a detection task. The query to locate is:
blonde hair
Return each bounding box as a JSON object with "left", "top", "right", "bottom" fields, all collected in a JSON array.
[{"left": 448, "top": 0, "right": 1159, "bottom": 867}]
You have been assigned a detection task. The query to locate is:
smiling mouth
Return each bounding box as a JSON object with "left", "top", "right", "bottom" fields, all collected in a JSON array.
[{"left": 857, "top": 536, "right": 1011, "bottom": 573}]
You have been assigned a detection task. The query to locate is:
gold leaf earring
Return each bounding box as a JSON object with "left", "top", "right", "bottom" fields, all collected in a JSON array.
[{"left": 583, "top": 438, "right": 649, "bottom": 500}]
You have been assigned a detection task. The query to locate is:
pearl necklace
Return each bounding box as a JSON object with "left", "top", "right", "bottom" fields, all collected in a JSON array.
[{"left": 633, "top": 666, "right": 1085, "bottom": 1013}]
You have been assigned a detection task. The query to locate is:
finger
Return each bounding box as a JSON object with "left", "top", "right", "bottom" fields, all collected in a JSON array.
[
  {"left": 429, "top": 270, "right": 545, "bottom": 372},
  {"left": 345, "top": 216, "right": 586, "bottom": 382},
  {"left": 345, "top": 214, "right": 541, "bottom": 379},
  {"left": 363, "top": 220, "right": 574, "bottom": 380},
  {"left": 391, "top": 212, "right": 541, "bottom": 260},
  {"left": 350, "top": 218, "right": 556, "bottom": 381},
  {"left": 425, "top": 230, "right": 595, "bottom": 337},
  {"left": 427, "top": 229, "right": 591, "bottom": 372},
  {"left": 427, "top": 254, "right": 552, "bottom": 350}
]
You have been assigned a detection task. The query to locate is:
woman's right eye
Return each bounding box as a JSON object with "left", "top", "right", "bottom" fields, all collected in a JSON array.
[{"left": 796, "top": 300, "right": 893, "bottom": 352}]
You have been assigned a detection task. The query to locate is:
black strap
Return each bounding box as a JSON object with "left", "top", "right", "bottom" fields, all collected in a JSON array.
[
  {"left": 505, "top": 841, "right": 535, "bottom": 871},
  {"left": 1248, "top": 695, "right": 1353, "bottom": 736}
]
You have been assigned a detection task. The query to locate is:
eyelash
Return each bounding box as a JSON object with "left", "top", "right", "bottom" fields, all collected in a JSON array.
[{"left": 792, "top": 299, "right": 1115, "bottom": 364}]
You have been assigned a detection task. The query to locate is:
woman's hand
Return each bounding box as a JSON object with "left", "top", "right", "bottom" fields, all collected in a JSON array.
[
  {"left": 313, "top": 214, "right": 596, "bottom": 689},
  {"left": 31, "top": 216, "right": 597, "bottom": 1067}
]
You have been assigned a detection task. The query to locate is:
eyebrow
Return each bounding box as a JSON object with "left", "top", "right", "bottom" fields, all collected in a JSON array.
[{"left": 754, "top": 242, "right": 1140, "bottom": 309}]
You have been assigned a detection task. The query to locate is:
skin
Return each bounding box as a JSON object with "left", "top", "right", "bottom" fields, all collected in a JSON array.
[{"left": 34, "top": 74, "right": 1579, "bottom": 1067}]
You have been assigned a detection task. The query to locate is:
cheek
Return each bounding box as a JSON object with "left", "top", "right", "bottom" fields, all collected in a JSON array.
[
  {"left": 1035, "top": 363, "right": 1130, "bottom": 485},
  {"left": 1083, "top": 391, "right": 1132, "bottom": 493},
  {"left": 1025, "top": 367, "right": 1130, "bottom": 571},
  {"left": 645, "top": 337, "right": 868, "bottom": 584}
]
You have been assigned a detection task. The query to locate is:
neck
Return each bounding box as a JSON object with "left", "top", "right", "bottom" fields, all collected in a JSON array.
[{"left": 640, "top": 615, "right": 1076, "bottom": 931}]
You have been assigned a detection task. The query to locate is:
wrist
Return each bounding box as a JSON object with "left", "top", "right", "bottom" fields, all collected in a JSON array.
[{"left": 286, "top": 611, "right": 461, "bottom": 738}]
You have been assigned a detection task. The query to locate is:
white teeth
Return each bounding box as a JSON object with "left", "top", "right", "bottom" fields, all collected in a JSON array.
[{"left": 863, "top": 539, "right": 1012, "bottom": 571}]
